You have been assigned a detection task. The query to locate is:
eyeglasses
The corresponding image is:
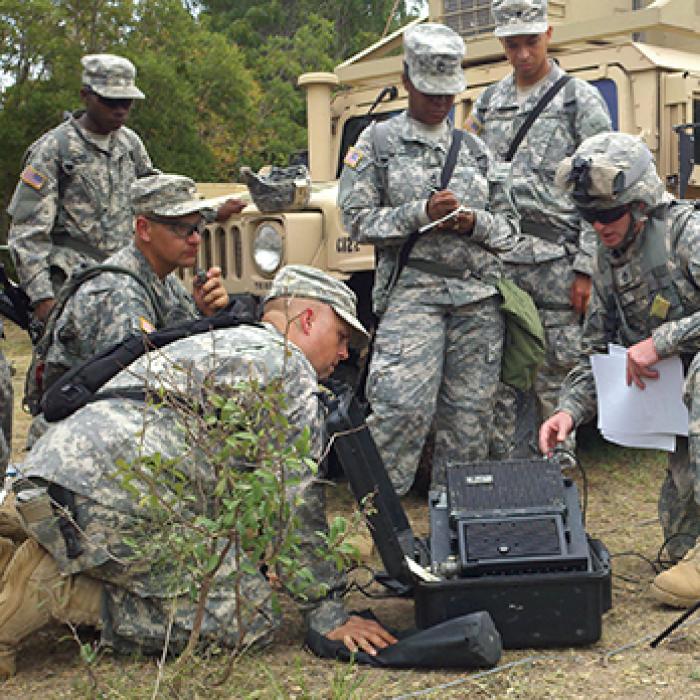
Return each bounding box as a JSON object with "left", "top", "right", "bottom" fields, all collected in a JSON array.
[
  {"left": 577, "top": 205, "right": 630, "bottom": 225},
  {"left": 88, "top": 89, "right": 133, "bottom": 110},
  {"left": 146, "top": 216, "right": 205, "bottom": 239}
]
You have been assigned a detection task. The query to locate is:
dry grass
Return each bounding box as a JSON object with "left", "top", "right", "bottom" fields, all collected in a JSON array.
[{"left": 1, "top": 321, "right": 699, "bottom": 699}]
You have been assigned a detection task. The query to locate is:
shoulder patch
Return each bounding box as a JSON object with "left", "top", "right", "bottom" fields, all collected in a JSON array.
[
  {"left": 464, "top": 113, "right": 483, "bottom": 136},
  {"left": 344, "top": 146, "right": 363, "bottom": 169},
  {"left": 139, "top": 317, "right": 156, "bottom": 334},
  {"left": 21, "top": 165, "right": 47, "bottom": 191}
]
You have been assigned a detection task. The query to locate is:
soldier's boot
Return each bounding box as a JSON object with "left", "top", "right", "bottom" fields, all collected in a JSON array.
[
  {"left": 0, "top": 536, "right": 16, "bottom": 578},
  {"left": 0, "top": 493, "right": 26, "bottom": 543},
  {"left": 650, "top": 540, "right": 700, "bottom": 608},
  {"left": 0, "top": 539, "right": 102, "bottom": 679}
]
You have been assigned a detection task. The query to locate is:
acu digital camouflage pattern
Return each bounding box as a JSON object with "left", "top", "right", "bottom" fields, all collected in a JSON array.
[
  {"left": 15, "top": 323, "right": 347, "bottom": 654},
  {"left": 403, "top": 23, "right": 466, "bottom": 95},
  {"left": 492, "top": 0, "right": 549, "bottom": 37},
  {"left": 131, "top": 173, "right": 219, "bottom": 218},
  {"left": 240, "top": 165, "right": 311, "bottom": 213},
  {"left": 7, "top": 115, "right": 157, "bottom": 303},
  {"left": 470, "top": 60, "right": 611, "bottom": 456},
  {"left": 81, "top": 54, "right": 145, "bottom": 100},
  {"left": 42, "top": 241, "right": 197, "bottom": 393},
  {"left": 557, "top": 203, "right": 700, "bottom": 559},
  {"left": 338, "top": 111, "right": 519, "bottom": 494}
]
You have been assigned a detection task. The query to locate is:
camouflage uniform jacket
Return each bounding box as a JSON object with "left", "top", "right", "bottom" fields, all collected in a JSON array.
[
  {"left": 558, "top": 204, "right": 700, "bottom": 425},
  {"left": 43, "top": 241, "right": 197, "bottom": 383},
  {"left": 471, "top": 61, "right": 612, "bottom": 273},
  {"left": 20, "top": 323, "right": 347, "bottom": 637},
  {"left": 7, "top": 114, "right": 157, "bottom": 303},
  {"left": 338, "top": 112, "right": 520, "bottom": 313}
]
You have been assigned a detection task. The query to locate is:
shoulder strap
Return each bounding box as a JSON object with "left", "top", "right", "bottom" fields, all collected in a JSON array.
[
  {"left": 476, "top": 83, "right": 498, "bottom": 124},
  {"left": 41, "top": 312, "right": 262, "bottom": 422},
  {"left": 505, "top": 75, "right": 572, "bottom": 162},
  {"left": 371, "top": 120, "right": 393, "bottom": 205},
  {"left": 387, "top": 129, "right": 465, "bottom": 294}
]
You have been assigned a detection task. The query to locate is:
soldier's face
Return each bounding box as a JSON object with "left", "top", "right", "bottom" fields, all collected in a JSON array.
[
  {"left": 80, "top": 87, "right": 133, "bottom": 134},
  {"left": 592, "top": 211, "right": 633, "bottom": 249},
  {"left": 306, "top": 305, "right": 351, "bottom": 379},
  {"left": 137, "top": 213, "right": 203, "bottom": 276},
  {"left": 403, "top": 74, "right": 455, "bottom": 126},
  {"left": 501, "top": 28, "right": 552, "bottom": 85}
]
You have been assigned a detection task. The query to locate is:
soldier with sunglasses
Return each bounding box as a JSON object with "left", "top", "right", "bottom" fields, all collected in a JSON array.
[
  {"left": 7, "top": 54, "right": 158, "bottom": 327},
  {"left": 539, "top": 132, "right": 700, "bottom": 607},
  {"left": 26, "top": 174, "right": 228, "bottom": 438}
]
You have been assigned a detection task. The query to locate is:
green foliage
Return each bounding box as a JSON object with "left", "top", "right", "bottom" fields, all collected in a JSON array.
[
  {"left": 0, "top": 0, "right": 420, "bottom": 240},
  {"left": 111, "top": 368, "right": 357, "bottom": 670}
]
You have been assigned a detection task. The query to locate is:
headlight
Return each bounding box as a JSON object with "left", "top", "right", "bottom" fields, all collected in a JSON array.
[{"left": 253, "top": 222, "right": 284, "bottom": 275}]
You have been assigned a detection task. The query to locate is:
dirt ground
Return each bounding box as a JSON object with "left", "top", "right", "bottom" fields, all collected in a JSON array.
[{"left": 1, "top": 321, "right": 699, "bottom": 699}]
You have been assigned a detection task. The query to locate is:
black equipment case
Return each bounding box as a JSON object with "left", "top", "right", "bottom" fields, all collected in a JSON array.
[{"left": 325, "top": 388, "right": 612, "bottom": 649}]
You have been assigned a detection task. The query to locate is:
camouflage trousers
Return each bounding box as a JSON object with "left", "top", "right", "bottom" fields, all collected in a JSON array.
[
  {"left": 490, "top": 257, "right": 582, "bottom": 458},
  {"left": 0, "top": 351, "right": 13, "bottom": 479},
  {"left": 366, "top": 294, "right": 503, "bottom": 495},
  {"left": 14, "top": 486, "right": 278, "bottom": 656},
  {"left": 659, "top": 355, "right": 700, "bottom": 560}
]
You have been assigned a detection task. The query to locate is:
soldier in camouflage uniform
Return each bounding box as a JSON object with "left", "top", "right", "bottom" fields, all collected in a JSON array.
[
  {"left": 338, "top": 23, "right": 520, "bottom": 495},
  {"left": 467, "top": 0, "right": 612, "bottom": 457},
  {"left": 0, "top": 265, "right": 395, "bottom": 678},
  {"left": 40, "top": 174, "right": 229, "bottom": 395},
  {"left": 7, "top": 54, "right": 157, "bottom": 327},
  {"left": 538, "top": 132, "right": 700, "bottom": 607}
]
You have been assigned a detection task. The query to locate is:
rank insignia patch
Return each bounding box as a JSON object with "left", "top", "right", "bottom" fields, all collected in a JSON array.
[
  {"left": 21, "top": 165, "right": 47, "bottom": 191},
  {"left": 650, "top": 294, "right": 671, "bottom": 320},
  {"left": 344, "top": 147, "right": 363, "bottom": 168}
]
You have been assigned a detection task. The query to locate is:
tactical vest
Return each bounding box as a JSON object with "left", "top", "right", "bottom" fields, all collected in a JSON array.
[{"left": 593, "top": 201, "right": 700, "bottom": 347}]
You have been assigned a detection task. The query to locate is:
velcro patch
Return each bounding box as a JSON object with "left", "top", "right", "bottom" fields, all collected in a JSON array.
[
  {"left": 650, "top": 294, "right": 671, "bottom": 320},
  {"left": 344, "top": 147, "right": 363, "bottom": 169},
  {"left": 21, "top": 165, "right": 47, "bottom": 191},
  {"left": 139, "top": 317, "right": 156, "bottom": 334}
]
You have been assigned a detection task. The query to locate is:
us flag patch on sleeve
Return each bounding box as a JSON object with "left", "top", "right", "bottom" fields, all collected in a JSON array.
[
  {"left": 464, "top": 114, "right": 483, "bottom": 135},
  {"left": 21, "top": 165, "right": 47, "bottom": 191},
  {"left": 344, "top": 147, "right": 363, "bottom": 169}
]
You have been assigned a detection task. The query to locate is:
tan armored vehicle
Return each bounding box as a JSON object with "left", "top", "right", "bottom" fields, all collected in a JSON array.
[{"left": 191, "top": 0, "right": 700, "bottom": 332}]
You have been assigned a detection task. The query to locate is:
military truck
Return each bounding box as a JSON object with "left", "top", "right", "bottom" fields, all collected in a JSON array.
[{"left": 190, "top": 0, "right": 700, "bottom": 334}]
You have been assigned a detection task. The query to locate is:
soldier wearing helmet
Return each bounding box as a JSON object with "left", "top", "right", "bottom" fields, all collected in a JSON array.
[{"left": 540, "top": 132, "right": 700, "bottom": 608}]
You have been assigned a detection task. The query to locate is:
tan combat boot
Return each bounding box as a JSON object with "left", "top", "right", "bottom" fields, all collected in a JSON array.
[
  {"left": 650, "top": 541, "right": 700, "bottom": 608},
  {"left": 0, "top": 536, "right": 15, "bottom": 578},
  {"left": 0, "top": 493, "right": 27, "bottom": 543},
  {"left": 0, "top": 539, "right": 103, "bottom": 679}
]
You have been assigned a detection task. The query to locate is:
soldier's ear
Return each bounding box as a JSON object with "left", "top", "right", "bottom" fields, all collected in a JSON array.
[{"left": 135, "top": 215, "right": 152, "bottom": 242}]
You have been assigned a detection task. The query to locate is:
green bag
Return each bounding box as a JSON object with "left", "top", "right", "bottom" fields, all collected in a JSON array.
[{"left": 491, "top": 277, "right": 546, "bottom": 391}]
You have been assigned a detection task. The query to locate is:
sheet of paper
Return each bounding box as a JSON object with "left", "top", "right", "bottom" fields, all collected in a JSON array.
[{"left": 591, "top": 345, "right": 688, "bottom": 451}]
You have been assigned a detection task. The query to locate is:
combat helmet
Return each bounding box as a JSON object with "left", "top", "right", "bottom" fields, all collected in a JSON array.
[
  {"left": 240, "top": 165, "right": 311, "bottom": 213},
  {"left": 555, "top": 132, "right": 666, "bottom": 213}
]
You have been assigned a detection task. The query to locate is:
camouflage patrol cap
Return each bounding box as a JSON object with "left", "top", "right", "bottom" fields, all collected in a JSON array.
[
  {"left": 81, "top": 54, "right": 144, "bottom": 99},
  {"left": 403, "top": 23, "right": 466, "bottom": 95},
  {"left": 492, "top": 0, "right": 548, "bottom": 38},
  {"left": 264, "top": 265, "right": 369, "bottom": 348},
  {"left": 131, "top": 174, "right": 219, "bottom": 218},
  {"left": 555, "top": 132, "right": 666, "bottom": 210}
]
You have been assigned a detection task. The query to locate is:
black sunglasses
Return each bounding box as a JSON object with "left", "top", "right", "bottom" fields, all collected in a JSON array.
[
  {"left": 89, "top": 89, "right": 133, "bottom": 110},
  {"left": 577, "top": 205, "right": 630, "bottom": 225},
  {"left": 146, "top": 216, "right": 205, "bottom": 239}
]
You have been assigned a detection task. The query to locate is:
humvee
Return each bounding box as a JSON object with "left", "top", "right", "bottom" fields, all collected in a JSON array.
[{"left": 190, "top": 0, "right": 700, "bottom": 336}]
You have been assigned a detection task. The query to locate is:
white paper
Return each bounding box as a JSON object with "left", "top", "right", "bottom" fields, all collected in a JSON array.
[{"left": 591, "top": 344, "right": 688, "bottom": 451}]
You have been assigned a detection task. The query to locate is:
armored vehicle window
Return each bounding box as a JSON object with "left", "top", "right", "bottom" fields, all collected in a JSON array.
[{"left": 591, "top": 79, "right": 619, "bottom": 131}]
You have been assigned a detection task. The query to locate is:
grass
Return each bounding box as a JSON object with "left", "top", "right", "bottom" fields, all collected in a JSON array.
[{"left": 1, "top": 321, "right": 699, "bottom": 699}]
